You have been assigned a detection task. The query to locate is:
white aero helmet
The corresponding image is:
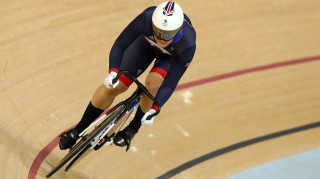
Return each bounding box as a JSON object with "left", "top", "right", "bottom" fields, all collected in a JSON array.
[{"left": 152, "top": 1, "right": 184, "bottom": 41}]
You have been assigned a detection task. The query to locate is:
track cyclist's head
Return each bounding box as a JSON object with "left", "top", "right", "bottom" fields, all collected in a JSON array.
[{"left": 152, "top": 1, "right": 184, "bottom": 47}]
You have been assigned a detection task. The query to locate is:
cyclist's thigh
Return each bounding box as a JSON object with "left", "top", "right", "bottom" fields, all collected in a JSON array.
[
  {"left": 149, "top": 55, "right": 175, "bottom": 78},
  {"left": 119, "top": 36, "right": 155, "bottom": 78}
]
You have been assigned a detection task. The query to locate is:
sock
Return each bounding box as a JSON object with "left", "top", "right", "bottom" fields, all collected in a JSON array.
[
  {"left": 128, "top": 105, "right": 145, "bottom": 131},
  {"left": 75, "top": 101, "right": 104, "bottom": 132}
]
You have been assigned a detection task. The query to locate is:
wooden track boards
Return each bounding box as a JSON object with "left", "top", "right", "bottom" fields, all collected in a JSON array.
[{"left": 1, "top": 0, "right": 319, "bottom": 178}]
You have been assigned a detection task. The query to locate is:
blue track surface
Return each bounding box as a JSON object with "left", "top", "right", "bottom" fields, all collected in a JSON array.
[{"left": 228, "top": 148, "right": 320, "bottom": 179}]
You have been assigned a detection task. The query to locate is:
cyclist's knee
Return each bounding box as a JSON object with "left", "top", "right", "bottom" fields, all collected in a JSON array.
[{"left": 145, "top": 74, "right": 164, "bottom": 95}]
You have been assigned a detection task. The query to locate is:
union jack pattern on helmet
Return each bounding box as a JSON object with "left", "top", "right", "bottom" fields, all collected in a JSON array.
[{"left": 163, "top": 1, "right": 175, "bottom": 16}]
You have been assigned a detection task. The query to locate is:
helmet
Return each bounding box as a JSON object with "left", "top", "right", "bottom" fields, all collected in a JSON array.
[{"left": 152, "top": 1, "right": 184, "bottom": 41}]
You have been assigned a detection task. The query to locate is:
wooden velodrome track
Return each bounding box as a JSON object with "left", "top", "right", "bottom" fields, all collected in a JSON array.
[{"left": 1, "top": 0, "right": 320, "bottom": 178}]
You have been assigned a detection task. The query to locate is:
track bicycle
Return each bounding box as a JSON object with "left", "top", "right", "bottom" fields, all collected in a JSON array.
[{"left": 46, "top": 71, "right": 160, "bottom": 178}]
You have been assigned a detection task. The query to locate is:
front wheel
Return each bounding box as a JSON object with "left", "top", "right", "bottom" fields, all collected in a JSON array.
[{"left": 46, "top": 105, "right": 126, "bottom": 178}]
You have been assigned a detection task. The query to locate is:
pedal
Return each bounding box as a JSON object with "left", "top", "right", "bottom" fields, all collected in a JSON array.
[
  {"left": 93, "top": 133, "right": 115, "bottom": 151},
  {"left": 125, "top": 139, "right": 131, "bottom": 152},
  {"left": 81, "top": 135, "right": 87, "bottom": 140},
  {"left": 104, "top": 140, "right": 113, "bottom": 146}
]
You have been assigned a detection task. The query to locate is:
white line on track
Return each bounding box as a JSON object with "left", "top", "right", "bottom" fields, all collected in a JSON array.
[
  {"left": 49, "top": 113, "right": 59, "bottom": 120},
  {"left": 175, "top": 123, "right": 190, "bottom": 137}
]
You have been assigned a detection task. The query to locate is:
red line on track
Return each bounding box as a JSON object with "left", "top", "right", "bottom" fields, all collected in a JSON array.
[
  {"left": 175, "top": 55, "right": 320, "bottom": 91},
  {"left": 28, "top": 55, "right": 320, "bottom": 178}
]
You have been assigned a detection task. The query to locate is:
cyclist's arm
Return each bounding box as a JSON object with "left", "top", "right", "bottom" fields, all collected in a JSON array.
[
  {"left": 108, "top": 9, "right": 149, "bottom": 72},
  {"left": 155, "top": 45, "right": 196, "bottom": 107}
]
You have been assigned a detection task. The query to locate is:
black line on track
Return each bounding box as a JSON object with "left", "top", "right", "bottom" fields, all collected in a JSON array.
[{"left": 156, "top": 121, "right": 320, "bottom": 179}]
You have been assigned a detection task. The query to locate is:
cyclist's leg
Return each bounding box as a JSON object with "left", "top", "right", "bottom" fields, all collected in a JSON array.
[
  {"left": 75, "top": 82, "right": 128, "bottom": 130},
  {"left": 91, "top": 82, "right": 128, "bottom": 109},
  {"left": 139, "top": 72, "right": 164, "bottom": 111},
  {"left": 128, "top": 56, "right": 175, "bottom": 131},
  {"left": 76, "top": 35, "right": 155, "bottom": 132},
  {"left": 113, "top": 56, "right": 174, "bottom": 147}
]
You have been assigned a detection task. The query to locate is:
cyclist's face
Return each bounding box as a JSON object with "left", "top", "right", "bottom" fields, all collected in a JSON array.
[{"left": 154, "top": 35, "right": 173, "bottom": 48}]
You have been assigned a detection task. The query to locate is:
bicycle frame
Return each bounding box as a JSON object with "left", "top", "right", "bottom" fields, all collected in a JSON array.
[{"left": 79, "top": 71, "right": 161, "bottom": 148}]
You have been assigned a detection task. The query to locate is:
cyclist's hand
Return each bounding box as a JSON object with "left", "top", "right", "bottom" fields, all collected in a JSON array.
[
  {"left": 104, "top": 71, "right": 119, "bottom": 89},
  {"left": 141, "top": 109, "right": 157, "bottom": 126}
]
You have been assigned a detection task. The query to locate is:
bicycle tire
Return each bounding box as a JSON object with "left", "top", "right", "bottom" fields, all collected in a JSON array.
[
  {"left": 46, "top": 105, "right": 126, "bottom": 178},
  {"left": 65, "top": 143, "right": 91, "bottom": 171}
]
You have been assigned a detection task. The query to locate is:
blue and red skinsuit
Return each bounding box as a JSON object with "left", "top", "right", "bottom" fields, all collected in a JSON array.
[{"left": 108, "top": 6, "right": 196, "bottom": 109}]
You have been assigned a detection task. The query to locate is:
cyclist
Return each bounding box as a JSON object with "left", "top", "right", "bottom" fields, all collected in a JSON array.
[{"left": 59, "top": 1, "right": 196, "bottom": 150}]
